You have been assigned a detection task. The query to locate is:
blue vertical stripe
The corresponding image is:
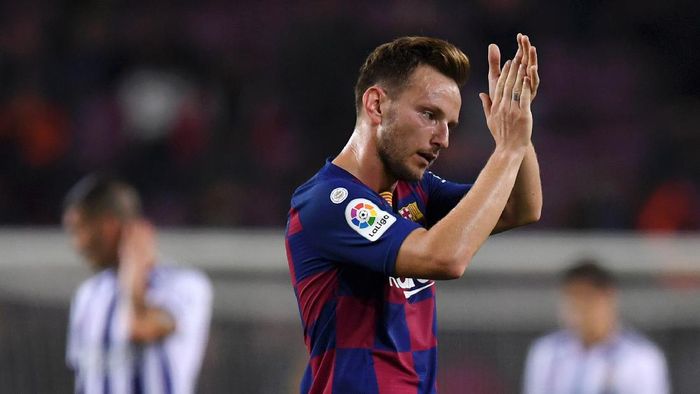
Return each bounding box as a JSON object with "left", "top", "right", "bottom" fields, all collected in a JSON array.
[
  {"left": 158, "top": 345, "right": 173, "bottom": 394},
  {"left": 102, "top": 291, "right": 118, "bottom": 394},
  {"left": 132, "top": 348, "right": 144, "bottom": 394}
]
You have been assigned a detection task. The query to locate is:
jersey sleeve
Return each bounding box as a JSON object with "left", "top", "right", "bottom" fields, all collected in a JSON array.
[
  {"left": 522, "top": 336, "right": 555, "bottom": 394},
  {"left": 424, "top": 171, "right": 472, "bottom": 227},
  {"left": 629, "top": 344, "right": 670, "bottom": 394},
  {"left": 298, "top": 180, "right": 422, "bottom": 277},
  {"left": 147, "top": 269, "right": 213, "bottom": 387},
  {"left": 66, "top": 291, "right": 81, "bottom": 371}
]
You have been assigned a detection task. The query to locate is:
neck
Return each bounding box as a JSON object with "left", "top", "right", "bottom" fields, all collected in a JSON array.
[
  {"left": 333, "top": 121, "right": 397, "bottom": 193},
  {"left": 580, "top": 320, "right": 617, "bottom": 348}
]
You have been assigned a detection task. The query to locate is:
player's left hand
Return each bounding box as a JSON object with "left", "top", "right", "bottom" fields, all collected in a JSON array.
[{"left": 488, "top": 33, "right": 540, "bottom": 102}]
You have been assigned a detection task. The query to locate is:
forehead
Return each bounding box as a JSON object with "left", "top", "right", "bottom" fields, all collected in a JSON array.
[
  {"left": 63, "top": 206, "right": 103, "bottom": 226},
  {"left": 399, "top": 65, "right": 461, "bottom": 111},
  {"left": 63, "top": 206, "right": 87, "bottom": 226},
  {"left": 563, "top": 280, "right": 612, "bottom": 297}
]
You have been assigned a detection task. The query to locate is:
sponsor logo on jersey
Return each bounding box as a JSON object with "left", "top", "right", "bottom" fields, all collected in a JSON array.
[
  {"left": 345, "top": 198, "right": 396, "bottom": 241},
  {"left": 388, "top": 277, "right": 435, "bottom": 298},
  {"left": 330, "top": 187, "right": 348, "bottom": 204}
]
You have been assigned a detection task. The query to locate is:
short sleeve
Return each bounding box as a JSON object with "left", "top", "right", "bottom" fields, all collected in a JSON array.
[
  {"left": 66, "top": 279, "right": 97, "bottom": 371},
  {"left": 630, "top": 344, "right": 670, "bottom": 394},
  {"left": 424, "top": 171, "right": 472, "bottom": 227},
  {"left": 147, "top": 269, "right": 213, "bottom": 388},
  {"left": 522, "top": 335, "right": 557, "bottom": 394},
  {"left": 66, "top": 292, "right": 81, "bottom": 370},
  {"left": 298, "top": 180, "right": 422, "bottom": 277}
]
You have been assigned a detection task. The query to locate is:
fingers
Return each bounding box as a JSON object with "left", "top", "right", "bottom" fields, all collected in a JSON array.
[
  {"left": 529, "top": 44, "right": 538, "bottom": 69},
  {"left": 501, "top": 59, "right": 521, "bottom": 110},
  {"left": 489, "top": 34, "right": 539, "bottom": 108},
  {"left": 519, "top": 76, "right": 533, "bottom": 111},
  {"left": 520, "top": 34, "right": 531, "bottom": 67},
  {"left": 487, "top": 44, "right": 501, "bottom": 98},
  {"left": 120, "top": 220, "right": 156, "bottom": 266},
  {"left": 529, "top": 46, "right": 540, "bottom": 96},
  {"left": 492, "top": 60, "right": 511, "bottom": 106},
  {"left": 512, "top": 61, "right": 526, "bottom": 105},
  {"left": 514, "top": 33, "right": 523, "bottom": 67},
  {"left": 479, "top": 93, "right": 492, "bottom": 117}
]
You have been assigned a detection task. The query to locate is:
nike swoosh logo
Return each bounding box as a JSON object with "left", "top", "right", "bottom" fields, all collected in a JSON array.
[{"left": 403, "top": 281, "right": 435, "bottom": 299}]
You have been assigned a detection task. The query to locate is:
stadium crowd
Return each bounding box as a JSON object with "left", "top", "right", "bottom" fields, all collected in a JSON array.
[{"left": 1, "top": 0, "right": 697, "bottom": 230}]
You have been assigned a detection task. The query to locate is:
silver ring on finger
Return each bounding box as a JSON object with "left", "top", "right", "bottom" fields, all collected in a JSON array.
[{"left": 512, "top": 92, "right": 521, "bottom": 102}]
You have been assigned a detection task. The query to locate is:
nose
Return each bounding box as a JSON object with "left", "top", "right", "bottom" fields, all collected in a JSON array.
[{"left": 431, "top": 121, "right": 449, "bottom": 149}]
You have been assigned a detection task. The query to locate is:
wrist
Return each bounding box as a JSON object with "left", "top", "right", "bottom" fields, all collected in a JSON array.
[{"left": 493, "top": 144, "right": 528, "bottom": 159}]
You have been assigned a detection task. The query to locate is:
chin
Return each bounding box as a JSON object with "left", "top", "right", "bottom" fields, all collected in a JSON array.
[{"left": 393, "top": 165, "right": 424, "bottom": 182}]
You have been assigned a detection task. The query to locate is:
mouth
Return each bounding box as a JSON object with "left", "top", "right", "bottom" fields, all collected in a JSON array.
[{"left": 416, "top": 151, "right": 438, "bottom": 165}]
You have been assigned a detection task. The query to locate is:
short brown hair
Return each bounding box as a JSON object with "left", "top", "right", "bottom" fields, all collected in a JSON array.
[
  {"left": 354, "top": 36, "right": 470, "bottom": 113},
  {"left": 562, "top": 259, "right": 617, "bottom": 289},
  {"left": 63, "top": 174, "right": 142, "bottom": 219}
]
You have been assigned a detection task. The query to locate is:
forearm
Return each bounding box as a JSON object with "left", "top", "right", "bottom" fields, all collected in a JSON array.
[
  {"left": 494, "top": 143, "right": 542, "bottom": 232},
  {"left": 396, "top": 147, "right": 526, "bottom": 279},
  {"left": 129, "top": 306, "right": 175, "bottom": 342},
  {"left": 122, "top": 282, "right": 175, "bottom": 342}
]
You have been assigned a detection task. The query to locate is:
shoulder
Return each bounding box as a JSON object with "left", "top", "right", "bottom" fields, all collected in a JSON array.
[
  {"left": 292, "top": 176, "right": 385, "bottom": 224},
  {"left": 72, "top": 270, "right": 111, "bottom": 304},
  {"left": 293, "top": 175, "right": 368, "bottom": 208},
  {"left": 531, "top": 330, "right": 572, "bottom": 354},
  {"left": 618, "top": 330, "right": 666, "bottom": 361},
  {"left": 152, "top": 264, "right": 213, "bottom": 298},
  {"left": 423, "top": 171, "right": 448, "bottom": 184}
]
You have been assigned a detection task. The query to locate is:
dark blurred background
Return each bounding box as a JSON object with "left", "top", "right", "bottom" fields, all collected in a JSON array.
[
  {"left": 1, "top": 0, "right": 698, "bottom": 229},
  {"left": 1, "top": 2, "right": 700, "bottom": 394}
]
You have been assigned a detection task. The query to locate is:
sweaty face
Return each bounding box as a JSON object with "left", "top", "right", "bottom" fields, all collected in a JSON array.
[
  {"left": 377, "top": 65, "right": 461, "bottom": 182},
  {"left": 63, "top": 207, "right": 121, "bottom": 270}
]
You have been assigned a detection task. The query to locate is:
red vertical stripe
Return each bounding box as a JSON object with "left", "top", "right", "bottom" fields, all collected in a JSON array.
[
  {"left": 336, "top": 296, "right": 377, "bottom": 348},
  {"left": 373, "top": 350, "right": 419, "bottom": 393},
  {"left": 415, "top": 182, "right": 429, "bottom": 206},
  {"left": 288, "top": 208, "right": 303, "bottom": 235},
  {"left": 296, "top": 270, "right": 338, "bottom": 331},
  {"left": 309, "top": 351, "right": 335, "bottom": 394},
  {"left": 286, "top": 209, "right": 303, "bottom": 285},
  {"left": 405, "top": 296, "right": 437, "bottom": 351}
]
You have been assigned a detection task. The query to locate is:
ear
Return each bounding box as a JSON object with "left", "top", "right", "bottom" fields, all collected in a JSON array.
[{"left": 362, "top": 86, "right": 388, "bottom": 125}]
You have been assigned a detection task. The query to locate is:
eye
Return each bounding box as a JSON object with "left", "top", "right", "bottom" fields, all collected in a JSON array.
[{"left": 421, "top": 110, "right": 436, "bottom": 122}]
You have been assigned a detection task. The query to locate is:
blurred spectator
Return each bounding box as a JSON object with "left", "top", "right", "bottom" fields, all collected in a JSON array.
[
  {"left": 62, "top": 175, "right": 212, "bottom": 393},
  {"left": 637, "top": 179, "right": 700, "bottom": 232},
  {"left": 0, "top": 90, "right": 70, "bottom": 168},
  {"left": 523, "top": 260, "right": 669, "bottom": 394}
]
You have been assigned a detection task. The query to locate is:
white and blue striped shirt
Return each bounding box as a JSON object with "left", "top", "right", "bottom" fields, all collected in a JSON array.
[
  {"left": 67, "top": 264, "right": 212, "bottom": 394},
  {"left": 523, "top": 329, "right": 669, "bottom": 394}
]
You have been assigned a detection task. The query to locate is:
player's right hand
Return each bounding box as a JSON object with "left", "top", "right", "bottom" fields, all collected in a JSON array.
[
  {"left": 478, "top": 35, "right": 534, "bottom": 152},
  {"left": 118, "top": 219, "right": 157, "bottom": 297}
]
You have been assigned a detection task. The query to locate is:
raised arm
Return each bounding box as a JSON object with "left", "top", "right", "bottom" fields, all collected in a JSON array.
[
  {"left": 395, "top": 37, "right": 535, "bottom": 280},
  {"left": 492, "top": 34, "right": 543, "bottom": 232},
  {"left": 118, "top": 220, "right": 175, "bottom": 342}
]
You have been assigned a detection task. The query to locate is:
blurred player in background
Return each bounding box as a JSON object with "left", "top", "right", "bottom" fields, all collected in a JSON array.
[
  {"left": 285, "top": 34, "right": 542, "bottom": 393},
  {"left": 63, "top": 175, "right": 212, "bottom": 394},
  {"left": 523, "top": 260, "right": 669, "bottom": 394}
]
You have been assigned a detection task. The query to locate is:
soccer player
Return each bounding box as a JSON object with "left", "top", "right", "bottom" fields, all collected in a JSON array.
[
  {"left": 285, "top": 34, "right": 542, "bottom": 393},
  {"left": 523, "top": 261, "right": 669, "bottom": 394},
  {"left": 63, "top": 175, "right": 212, "bottom": 394}
]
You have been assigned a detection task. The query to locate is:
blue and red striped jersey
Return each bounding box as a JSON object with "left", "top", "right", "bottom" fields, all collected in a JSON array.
[{"left": 285, "top": 160, "right": 471, "bottom": 394}]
